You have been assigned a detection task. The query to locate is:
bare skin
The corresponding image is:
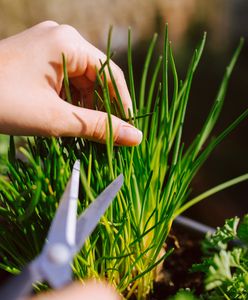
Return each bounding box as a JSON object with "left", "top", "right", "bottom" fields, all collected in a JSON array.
[
  {"left": 0, "top": 21, "right": 140, "bottom": 299},
  {"left": 0, "top": 21, "right": 142, "bottom": 145},
  {"left": 29, "top": 281, "right": 121, "bottom": 300}
]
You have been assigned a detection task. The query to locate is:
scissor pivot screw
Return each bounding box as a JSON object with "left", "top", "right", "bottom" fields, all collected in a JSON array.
[{"left": 48, "top": 243, "right": 70, "bottom": 265}]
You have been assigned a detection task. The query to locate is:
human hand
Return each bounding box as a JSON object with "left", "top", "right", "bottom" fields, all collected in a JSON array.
[
  {"left": 0, "top": 21, "right": 142, "bottom": 146},
  {"left": 28, "top": 280, "right": 120, "bottom": 300}
]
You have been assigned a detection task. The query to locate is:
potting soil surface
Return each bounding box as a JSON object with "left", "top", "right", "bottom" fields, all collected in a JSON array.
[{"left": 149, "top": 227, "right": 204, "bottom": 299}]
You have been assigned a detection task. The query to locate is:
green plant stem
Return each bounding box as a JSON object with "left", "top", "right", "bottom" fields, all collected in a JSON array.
[{"left": 174, "top": 173, "right": 248, "bottom": 217}]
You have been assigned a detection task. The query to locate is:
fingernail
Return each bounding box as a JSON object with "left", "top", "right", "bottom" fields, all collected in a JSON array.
[{"left": 117, "top": 125, "right": 143, "bottom": 146}]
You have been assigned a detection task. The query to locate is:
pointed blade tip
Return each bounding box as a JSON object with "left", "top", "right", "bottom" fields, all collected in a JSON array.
[
  {"left": 117, "top": 173, "right": 124, "bottom": 185},
  {"left": 73, "top": 160, "right": 80, "bottom": 171},
  {"left": 114, "top": 173, "right": 124, "bottom": 191}
]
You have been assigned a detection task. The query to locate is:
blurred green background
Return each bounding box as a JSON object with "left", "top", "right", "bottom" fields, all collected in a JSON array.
[
  {"left": 0, "top": 0, "right": 247, "bottom": 226},
  {"left": 0, "top": 135, "right": 8, "bottom": 155}
]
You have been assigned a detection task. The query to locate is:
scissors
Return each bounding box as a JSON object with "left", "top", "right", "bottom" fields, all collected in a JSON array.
[{"left": 0, "top": 160, "right": 124, "bottom": 300}]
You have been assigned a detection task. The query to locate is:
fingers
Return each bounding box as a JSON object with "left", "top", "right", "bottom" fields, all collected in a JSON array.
[
  {"left": 29, "top": 280, "right": 120, "bottom": 300},
  {"left": 84, "top": 44, "right": 133, "bottom": 117},
  {"left": 50, "top": 24, "right": 133, "bottom": 116},
  {"left": 49, "top": 97, "right": 142, "bottom": 146}
]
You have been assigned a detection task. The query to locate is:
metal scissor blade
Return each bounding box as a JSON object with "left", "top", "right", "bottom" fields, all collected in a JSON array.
[
  {"left": 46, "top": 160, "right": 80, "bottom": 246},
  {"left": 0, "top": 263, "right": 41, "bottom": 300},
  {"left": 74, "top": 174, "right": 124, "bottom": 253}
]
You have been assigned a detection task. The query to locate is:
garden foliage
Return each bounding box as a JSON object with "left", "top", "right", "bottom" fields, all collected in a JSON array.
[
  {"left": 191, "top": 215, "right": 248, "bottom": 299},
  {"left": 0, "top": 27, "right": 247, "bottom": 299}
]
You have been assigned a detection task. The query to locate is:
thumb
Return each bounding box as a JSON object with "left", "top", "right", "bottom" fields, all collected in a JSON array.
[
  {"left": 53, "top": 100, "right": 143, "bottom": 146},
  {"left": 29, "top": 281, "right": 120, "bottom": 300}
]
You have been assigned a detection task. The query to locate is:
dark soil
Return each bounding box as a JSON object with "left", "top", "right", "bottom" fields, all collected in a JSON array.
[
  {"left": 149, "top": 227, "right": 204, "bottom": 299},
  {"left": 0, "top": 269, "right": 11, "bottom": 286}
]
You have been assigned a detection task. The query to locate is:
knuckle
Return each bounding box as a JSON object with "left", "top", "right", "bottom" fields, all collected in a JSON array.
[
  {"left": 91, "top": 114, "right": 108, "bottom": 142},
  {"left": 51, "top": 24, "right": 80, "bottom": 52},
  {"left": 48, "top": 127, "right": 60, "bottom": 138},
  {"left": 113, "top": 119, "right": 123, "bottom": 143},
  {"left": 58, "top": 24, "right": 79, "bottom": 39},
  {"left": 37, "top": 20, "right": 59, "bottom": 28}
]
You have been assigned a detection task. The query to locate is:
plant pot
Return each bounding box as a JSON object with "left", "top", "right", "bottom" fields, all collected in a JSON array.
[{"left": 173, "top": 216, "right": 215, "bottom": 238}]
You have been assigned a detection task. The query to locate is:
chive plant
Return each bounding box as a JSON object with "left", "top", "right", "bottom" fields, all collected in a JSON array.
[{"left": 0, "top": 27, "right": 248, "bottom": 299}]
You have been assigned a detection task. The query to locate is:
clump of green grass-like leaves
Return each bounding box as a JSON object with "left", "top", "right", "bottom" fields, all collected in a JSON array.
[{"left": 0, "top": 27, "right": 248, "bottom": 299}]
